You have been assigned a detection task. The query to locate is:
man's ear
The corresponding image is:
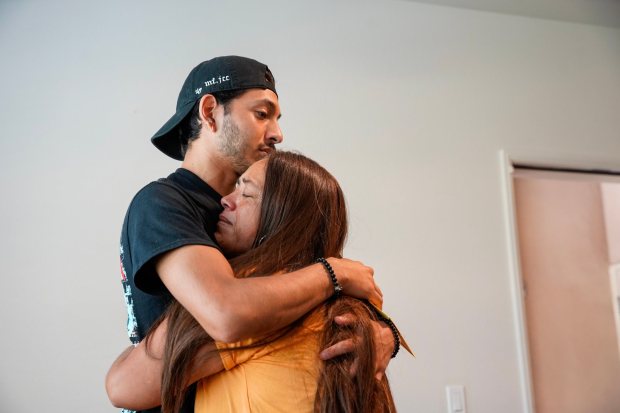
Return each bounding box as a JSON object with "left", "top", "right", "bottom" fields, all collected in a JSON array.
[{"left": 199, "top": 94, "right": 218, "bottom": 132}]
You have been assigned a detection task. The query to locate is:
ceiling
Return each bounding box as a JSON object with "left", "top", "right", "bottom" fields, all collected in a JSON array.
[{"left": 403, "top": 0, "right": 620, "bottom": 28}]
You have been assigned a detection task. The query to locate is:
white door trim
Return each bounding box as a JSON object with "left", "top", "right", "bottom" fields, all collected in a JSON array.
[{"left": 499, "top": 150, "right": 535, "bottom": 413}]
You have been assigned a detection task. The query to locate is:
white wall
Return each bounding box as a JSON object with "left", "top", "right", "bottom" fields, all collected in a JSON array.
[{"left": 1, "top": 0, "right": 619, "bottom": 412}]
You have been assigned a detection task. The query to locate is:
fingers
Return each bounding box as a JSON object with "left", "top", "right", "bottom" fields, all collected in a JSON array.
[
  {"left": 334, "top": 314, "right": 355, "bottom": 326},
  {"left": 327, "top": 317, "right": 388, "bottom": 381},
  {"left": 349, "top": 357, "right": 359, "bottom": 377},
  {"left": 319, "top": 338, "right": 355, "bottom": 360},
  {"left": 370, "top": 274, "right": 384, "bottom": 308},
  {"left": 321, "top": 330, "right": 360, "bottom": 377},
  {"left": 369, "top": 292, "right": 384, "bottom": 309},
  {"left": 327, "top": 313, "right": 391, "bottom": 381},
  {"left": 371, "top": 320, "right": 392, "bottom": 379}
]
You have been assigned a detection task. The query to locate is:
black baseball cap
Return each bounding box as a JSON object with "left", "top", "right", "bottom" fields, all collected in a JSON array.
[{"left": 151, "top": 56, "right": 277, "bottom": 160}]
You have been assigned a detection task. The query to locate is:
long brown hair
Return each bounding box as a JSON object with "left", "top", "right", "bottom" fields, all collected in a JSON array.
[
  {"left": 150, "top": 151, "right": 395, "bottom": 413},
  {"left": 315, "top": 297, "right": 396, "bottom": 413}
]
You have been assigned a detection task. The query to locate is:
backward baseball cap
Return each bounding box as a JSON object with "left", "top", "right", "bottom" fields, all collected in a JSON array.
[{"left": 151, "top": 56, "right": 277, "bottom": 160}]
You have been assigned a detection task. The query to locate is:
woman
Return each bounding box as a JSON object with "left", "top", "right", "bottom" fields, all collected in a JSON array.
[{"left": 110, "top": 151, "right": 398, "bottom": 412}]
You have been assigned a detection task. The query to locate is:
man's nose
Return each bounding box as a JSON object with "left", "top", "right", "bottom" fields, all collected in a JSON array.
[{"left": 267, "top": 120, "right": 283, "bottom": 145}]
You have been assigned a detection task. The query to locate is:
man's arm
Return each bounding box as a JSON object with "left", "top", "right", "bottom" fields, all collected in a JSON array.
[
  {"left": 156, "top": 245, "right": 381, "bottom": 342},
  {"left": 106, "top": 246, "right": 382, "bottom": 408},
  {"left": 106, "top": 247, "right": 389, "bottom": 409}
]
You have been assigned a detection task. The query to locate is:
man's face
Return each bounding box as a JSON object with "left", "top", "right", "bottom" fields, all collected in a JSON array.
[{"left": 216, "top": 89, "right": 282, "bottom": 174}]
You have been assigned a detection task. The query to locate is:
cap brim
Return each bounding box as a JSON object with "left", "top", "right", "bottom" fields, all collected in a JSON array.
[{"left": 151, "top": 101, "right": 196, "bottom": 161}]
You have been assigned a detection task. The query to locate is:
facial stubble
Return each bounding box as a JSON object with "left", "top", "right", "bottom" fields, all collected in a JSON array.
[{"left": 218, "top": 114, "right": 254, "bottom": 174}]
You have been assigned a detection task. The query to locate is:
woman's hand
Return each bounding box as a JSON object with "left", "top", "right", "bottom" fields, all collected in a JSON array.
[{"left": 318, "top": 315, "right": 394, "bottom": 380}]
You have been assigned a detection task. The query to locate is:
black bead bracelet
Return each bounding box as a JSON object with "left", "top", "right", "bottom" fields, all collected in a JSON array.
[
  {"left": 316, "top": 257, "right": 401, "bottom": 358},
  {"left": 316, "top": 257, "right": 343, "bottom": 297},
  {"left": 383, "top": 317, "right": 401, "bottom": 358}
]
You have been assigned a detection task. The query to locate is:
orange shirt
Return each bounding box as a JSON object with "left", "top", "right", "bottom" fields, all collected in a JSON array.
[{"left": 195, "top": 308, "right": 324, "bottom": 413}]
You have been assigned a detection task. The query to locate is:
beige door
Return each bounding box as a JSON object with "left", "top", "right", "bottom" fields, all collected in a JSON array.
[{"left": 513, "top": 171, "right": 620, "bottom": 413}]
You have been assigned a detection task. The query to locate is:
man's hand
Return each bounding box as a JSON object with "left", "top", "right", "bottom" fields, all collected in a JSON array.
[
  {"left": 319, "top": 314, "right": 395, "bottom": 380},
  {"left": 327, "top": 258, "right": 383, "bottom": 308}
]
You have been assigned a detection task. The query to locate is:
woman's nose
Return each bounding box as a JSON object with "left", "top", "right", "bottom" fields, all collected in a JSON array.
[{"left": 221, "top": 194, "right": 235, "bottom": 210}]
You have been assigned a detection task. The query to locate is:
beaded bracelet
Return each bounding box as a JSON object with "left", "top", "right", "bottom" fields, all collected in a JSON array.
[
  {"left": 317, "top": 257, "right": 401, "bottom": 358},
  {"left": 370, "top": 305, "right": 412, "bottom": 358},
  {"left": 316, "top": 257, "right": 343, "bottom": 297},
  {"left": 383, "top": 317, "right": 401, "bottom": 358}
]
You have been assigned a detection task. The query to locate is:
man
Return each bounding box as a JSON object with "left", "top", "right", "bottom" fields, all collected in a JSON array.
[{"left": 107, "top": 56, "right": 395, "bottom": 412}]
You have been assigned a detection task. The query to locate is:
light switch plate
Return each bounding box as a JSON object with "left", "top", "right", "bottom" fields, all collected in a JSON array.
[{"left": 446, "top": 385, "right": 466, "bottom": 413}]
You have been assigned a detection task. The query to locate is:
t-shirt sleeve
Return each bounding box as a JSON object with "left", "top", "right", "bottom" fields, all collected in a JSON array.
[
  {"left": 126, "top": 181, "right": 219, "bottom": 294},
  {"left": 216, "top": 310, "right": 325, "bottom": 370},
  {"left": 216, "top": 337, "right": 265, "bottom": 371}
]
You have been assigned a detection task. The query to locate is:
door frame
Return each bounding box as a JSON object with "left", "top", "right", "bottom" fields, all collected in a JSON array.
[
  {"left": 610, "top": 263, "right": 620, "bottom": 358},
  {"left": 499, "top": 150, "right": 535, "bottom": 413},
  {"left": 498, "top": 149, "right": 620, "bottom": 413}
]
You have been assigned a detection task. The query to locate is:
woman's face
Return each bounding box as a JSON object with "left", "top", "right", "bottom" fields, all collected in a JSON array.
[{"left": 215, "top": 158, "right": 267, "bottom": 256}]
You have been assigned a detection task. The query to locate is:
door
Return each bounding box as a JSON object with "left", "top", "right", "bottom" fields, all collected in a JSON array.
[{"left": 513, "top": 169, "right": 620, "bottom": 413}]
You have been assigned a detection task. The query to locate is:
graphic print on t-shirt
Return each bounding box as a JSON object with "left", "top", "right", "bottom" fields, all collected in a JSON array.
[{"left": 120, "top": 243, "right": 139, "bottom": 345}]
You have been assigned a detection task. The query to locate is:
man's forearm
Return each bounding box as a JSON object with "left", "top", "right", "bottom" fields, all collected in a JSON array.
[
  {"left": 221, "top": 263, "right": 333, "bottom": 340},
  {"left": 158, "top": 246, "right": 330, "bottom": 342},
  {"left": 157, "top": 246, "right": 379, "bottom": 343}
]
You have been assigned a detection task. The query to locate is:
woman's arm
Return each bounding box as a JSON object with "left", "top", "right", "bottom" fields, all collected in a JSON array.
[{"left": 105, "top": 317, "right": 224, "bottom": 410}]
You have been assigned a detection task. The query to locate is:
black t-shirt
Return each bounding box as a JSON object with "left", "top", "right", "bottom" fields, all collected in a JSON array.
[{"left": 119, "top": 168, "right": 223, "bottom": 413}]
